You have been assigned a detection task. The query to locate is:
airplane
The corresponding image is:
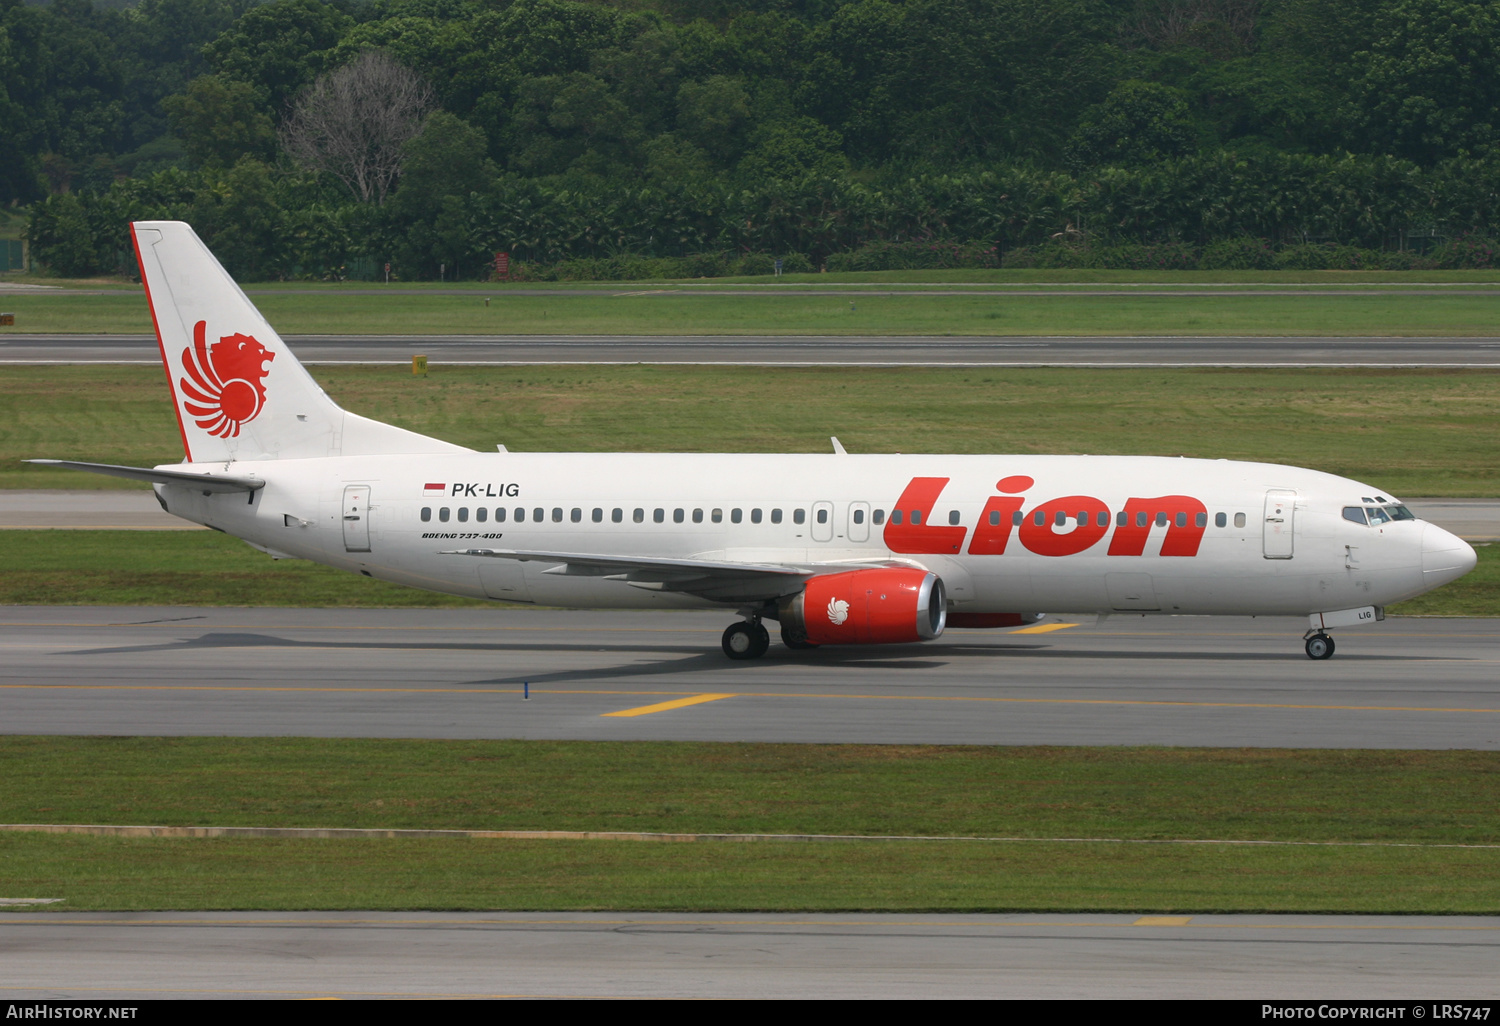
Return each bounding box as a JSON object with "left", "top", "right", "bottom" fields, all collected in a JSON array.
[{"left": 30, "top": 221, "right": 1478, "bottom": 661}]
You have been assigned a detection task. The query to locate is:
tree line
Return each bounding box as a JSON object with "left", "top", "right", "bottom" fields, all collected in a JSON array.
[{"left": 8, "top": 0, "right": 1500, "bottom": 278}]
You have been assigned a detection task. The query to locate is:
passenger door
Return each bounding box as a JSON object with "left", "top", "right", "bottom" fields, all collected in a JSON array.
[
  {"left": 1263, "top": 489, "right": 1296, "bottom": 559},
  {"left": 342, "top": 485, "right": 371, "bottom": 553}
]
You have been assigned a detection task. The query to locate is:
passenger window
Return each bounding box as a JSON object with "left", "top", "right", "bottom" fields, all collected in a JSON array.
[
  {"left": 571, "top": 508, "right": 582, "bottom": 523},
  {"left": 891, "top": 510, "right": 904, "bottom": 525},
  {"left": 1055, "top": 510, "right": 1067, "bottom": 527},
  {"left": 421, "top": 507, "right": 431, "bottom": 522},
  {"left": 910, "top": 510, "right": 921, "bottom": 525},
  {"left": 852, "top": 509, "right": 864, "bottom": 525},
  {"left": 1097, "top": 511, "right": 1109, "bottom": 527},
  {"left": 693, "top": 508, "right": 704, "bottom": 523},
  {"left": 949, "top": 510, "right": 961, "bottom": 526},
  {"left": 673, "top": 508, "right": 684, "bottom": 523},
  {"left": 871, "top": 510, "right": 883, "bottom": 525},
  {"left": 496, "top": 508, "right": 507, "bottom": 523},
  {"left": 795, "top": 509, "right": 807, "bottom": 524},
  {"left": 1118, "top": 511, "right": 1128, "bottom": 527},
  {"left": 1194, "top": 512, "right": 1206, "bottom": 528},
  {"left": 533, "top": 508, "right": 544, "bottom": 522},
  {"left": 1136, "top": 511, "right": 1148, "bottom": 527},
  {"left": 989, "top": 510, "right": 1000, "bottom": 525},
  {"left": 552, "top": 507, "right": 563, "bottom": 522},
  {"left": 476, "top": 508, "right": 487, "bottom": 523},
  {"left": 1034, "top": 511, "right": 1046, "bottom": 526},
  {"left": 1215, "top": 512, "right": 1226, "bottom": 528},
  {"left": 751, "top": 508, "right": 762, "bottom": 524},
  {"left": 712, "top": 508, "right": 723, "bottom": 523},
  {"left": 771, "top": 508, "right": 783, "bottom": 524},
  {"left": 457, "top": 507, "right": 469, "bottom": 522},
  {"left": 1156, "top": 512, "right": 1168, "bottom": 527},
  {"left": 633, "top": 508, "right": 644, "bottom": 523},
  {"left": 654, "top": 508, "right": 665, "bottom": 523},
  {"left": 514, "top": 508, "right": 525, "bottom": 522},
  {"left": 612, "top": 508, "right": 622, "bottom": 523},
  {"left": 1234, "top": 512, "right": 1246, "bottom": 528},
  {"left": 1013, "top": 511, "right": 1024, "bottom": 526},
  {"left": 592, "top": 508, "right": 603, "bottom": 523},
  {"left": 1176, "top": 512, "right": 1187, "bottom": 527},
  {"left": 731, "top": 508, "right": 743, "bottom": 523},
  {"left": 818, "top": 508, "right": 830, "bottom": 524},
  {"left": 439, "top": 507, "right": 450, "bottom": 522}
]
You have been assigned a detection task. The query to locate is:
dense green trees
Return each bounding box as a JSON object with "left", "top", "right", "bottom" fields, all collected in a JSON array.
[{"left": 12, "top": 0, "right": 1500, "bottom": 278}]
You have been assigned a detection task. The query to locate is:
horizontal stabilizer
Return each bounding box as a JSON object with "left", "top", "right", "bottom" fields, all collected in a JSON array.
[{"left": 26, "top": 459, "right": 265, "bottom": 493}]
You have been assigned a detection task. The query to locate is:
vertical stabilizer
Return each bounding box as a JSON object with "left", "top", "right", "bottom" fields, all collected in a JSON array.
[{"left": 131, "top": 221, "right": 469, "bottom": 462}]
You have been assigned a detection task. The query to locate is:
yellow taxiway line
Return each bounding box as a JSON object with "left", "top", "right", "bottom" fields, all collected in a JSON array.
[
  {"left": 602, "top": 693, "right": 736, "bottom": 717},
  {"left": 1009, "top": 622, "right": 1080, "bottom": 634}
]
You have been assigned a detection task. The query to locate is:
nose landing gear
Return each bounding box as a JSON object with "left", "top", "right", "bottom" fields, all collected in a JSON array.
[
  {"left": 722, "top": 618, "right": 770, "bottom": 660},
  {"left": 1304, "top": 631, "right": 1336, "bottom": 660}
]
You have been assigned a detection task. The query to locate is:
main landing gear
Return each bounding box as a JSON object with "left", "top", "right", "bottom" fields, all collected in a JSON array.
[
  {"left": 722, "top": 619, "right": 770, "bottom": 660},
  {"left": 1304, "top": 631, "right": 1336, "bottom": 660}
]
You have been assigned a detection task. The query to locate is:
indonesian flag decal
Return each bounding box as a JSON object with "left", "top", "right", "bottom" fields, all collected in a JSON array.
[
  {"left": 179, "top": 320, "right": 274, "bottom": 438},
  {"left": 423, "top": 483, "right": 446, "bottom": 497}
]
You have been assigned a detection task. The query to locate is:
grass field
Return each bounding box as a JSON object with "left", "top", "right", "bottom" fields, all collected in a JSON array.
[
  {"left": 4, "top": 288, "right": 1500, "bottom": 336},
  {"left": 2, "top": 739, "right": 1497, "bottom": 912},
  {"left": 8, "top": 268, "right": 1500, "bottom": 288},
  {"left": 6, "top": 365, "right": 1499, "bottom": 495},
  {"left": 0, "top": 529, "right": 1492, "bottom": 614}
]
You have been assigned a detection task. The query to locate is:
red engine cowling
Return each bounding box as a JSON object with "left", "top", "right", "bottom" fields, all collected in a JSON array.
[{"left": 777, "top": 568, "right": 946, "bottom": 646}]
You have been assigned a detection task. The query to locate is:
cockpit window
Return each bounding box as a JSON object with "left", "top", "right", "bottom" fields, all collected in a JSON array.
[
  {"left": 1366, "top": 506, "right": 1391, "bottom": 524},
  {"left": 1342, "top": 507, "right": 1367, "bottom": 525},
  {"left": 1386, "top": 505, "right": 1416, "bottom": 521}
]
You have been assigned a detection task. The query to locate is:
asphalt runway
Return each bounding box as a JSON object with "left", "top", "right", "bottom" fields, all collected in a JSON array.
[
  {"left": 7, "top": 333, "right": 1500, "bottom": 365},
  {"left": 2, "top": 607, "right": 1496, "bottom": 748},
  {"left": 2, "top": 911, "right": 1497, "bottom": 999}
]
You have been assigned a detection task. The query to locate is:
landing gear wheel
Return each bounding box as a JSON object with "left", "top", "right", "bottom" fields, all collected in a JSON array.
[
  {"left": 722, "top": 621, "right": 770, "bottom": 660},
  {"left": 1304, "top": 633, "right": 1335, "bottom": 660}
]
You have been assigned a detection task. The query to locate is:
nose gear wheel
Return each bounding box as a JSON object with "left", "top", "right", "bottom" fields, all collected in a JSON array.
[{"left": 1304, "top": 633, "right": 1335, "bottom": 660}]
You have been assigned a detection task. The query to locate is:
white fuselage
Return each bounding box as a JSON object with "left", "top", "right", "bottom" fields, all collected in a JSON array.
[{"left": 155, "top": 452, "right": 1475, "bottom": 618}]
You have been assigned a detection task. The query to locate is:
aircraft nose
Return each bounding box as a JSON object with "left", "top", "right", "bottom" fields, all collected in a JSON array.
[{"left": 1421, "top": 523, "right": 1477, "bottom": 586}]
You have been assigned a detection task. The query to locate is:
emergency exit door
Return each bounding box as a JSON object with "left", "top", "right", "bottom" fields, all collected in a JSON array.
[
  {"left": 343, "top": 485, "right": 371, "bottom": 552},
  {"left": 1263, "top": 489, "right": 1296, "bottom": 559}
]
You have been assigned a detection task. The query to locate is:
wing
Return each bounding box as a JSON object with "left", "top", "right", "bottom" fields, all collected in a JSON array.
[{"left": 439, "top": 548, "right": 893, "bottom": 603}]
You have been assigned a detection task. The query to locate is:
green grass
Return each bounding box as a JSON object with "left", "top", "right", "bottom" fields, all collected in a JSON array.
[
  {"left": 2, "top": 739, "right": 1498, "bottom": 912},
  {"left": 6, "top": 834, "right": 1496, "bottom": 913},
  {"left": 0, "top": 530, "right": 1492, "bottom": 614},
  {"left": 4, "top": 289, "right": 1500, "bottom": 335},
  {"left": 7, "top": 365, "right": 1500, "bottom": 495}
]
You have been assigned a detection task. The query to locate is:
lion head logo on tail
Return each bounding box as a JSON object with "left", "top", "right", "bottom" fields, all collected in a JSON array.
[{"left": 179, "top": 320, "right": 274, "bottom": 438}]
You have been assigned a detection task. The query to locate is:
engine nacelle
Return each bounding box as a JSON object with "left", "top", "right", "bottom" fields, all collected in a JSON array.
[{"left": 777, "top": 568, "right": 946, "bottom": 646}]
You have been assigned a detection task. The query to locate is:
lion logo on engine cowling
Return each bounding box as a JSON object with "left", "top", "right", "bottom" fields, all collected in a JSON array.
[
  {"left": 179, "top": 320, "right": 274, "bottom": 438},
  {"left": 826, "top": 598, "right": 850, "bottom": 626}
]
